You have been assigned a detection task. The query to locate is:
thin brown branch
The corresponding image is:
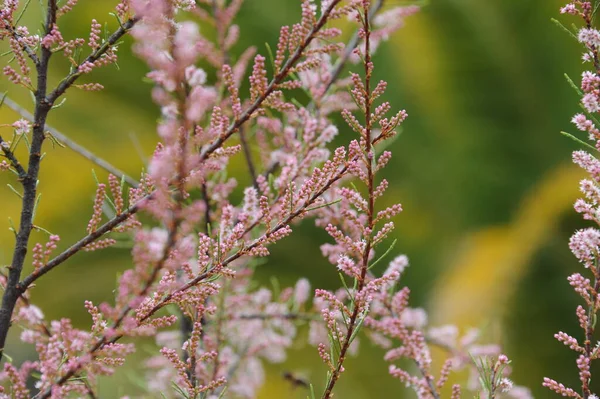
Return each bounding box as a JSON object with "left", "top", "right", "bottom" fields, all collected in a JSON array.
[
  {"left": 238, "top": 126, "right": 258, "bottom": 188},
  {"left": 0, "top": 135, "right": 27, "bottom": 178},
  {"left": 2, "top": 22, "right": 40, "bottom": 65},
  {"left": 46, "top": 17, "right": 139, "bottom": 104},
  {"left": 197, "top": 0, "right": 343, "bottom": 163},
  {"left": 582, "top": 270, "right": 600, "bottom": 398},
  {"left": 141, "top": 164, "right": 349, "bottom": 323},
  {"left": 17, "top": 200, "right": 141, "bottom": 293},
  {"left": 320, "top": 0, "right": 384, "bottom": 97},
  {"left": 322, "top": 4, "right": 374, "bottom": 397}
]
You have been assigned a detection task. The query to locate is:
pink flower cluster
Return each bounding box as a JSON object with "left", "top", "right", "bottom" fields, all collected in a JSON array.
[{"left": 545, "top": 2, "right": 600, "bottom": 398}]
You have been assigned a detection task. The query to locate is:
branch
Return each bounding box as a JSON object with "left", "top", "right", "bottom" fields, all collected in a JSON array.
[
  {"left": 0, "top": 0, "right": 58, "bottom": 363},
  {"left": 320, "top": 0, "right": 384, "bottom": 96},
  {"left": 322, "top": 4, "right": 375, "bottom": 397},
  {"left": 238, "top": 126, "right": 258, "bottom": 188},
  {"left": 37, "top": 153, "right": 352, "bottom": 396},
  {"left": 46, "top": 17, "right": 138, "bottom": 104},
  {"left": 140, "top": 161, "right": 349, "bottom": 323},
  {"left": 2, "top": 96, "right": 138, "bottom": 186},
  {"left": 2, "top": 22, "right": 40, "bottom": 65},
  {"left": 197, "top": 0, "right": 343, "bottom": 163},
  {"left": 17, "top": 199, "right": 141, "bottom": 292},
  {"left": 0, "top": 135, "right": 27, "bottom": 179}
]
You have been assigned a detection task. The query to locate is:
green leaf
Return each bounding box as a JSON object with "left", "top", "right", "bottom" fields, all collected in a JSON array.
[
  {"left": 560, "top": 131, "right": 598, "bottom": 152},
  {"left": 564, "top": 73, "right": 583, "bottom": 97},
  {"left": 369, "top": 239, "right": 397, "bottom": 270},
  {"left": 551, "top": 18, "right": 579, "bottom": 41},
  {"left": 265, "top": 42, "right": 275, "bottom": 70},
  {"left": 305, "top": 198, "right": 341, "bottom": 212},
  {"left": 6, "top": 184, "right": 23, "bottom": 199}
]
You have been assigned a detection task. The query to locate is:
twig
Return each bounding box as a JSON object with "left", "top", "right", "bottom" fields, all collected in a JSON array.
[
  {"left": 322, "top": 4, "right": 375, "bottom": 397},
  {"left": 0, "top": 135, "right": 27, "bottom": 179},
  {"left": 2, "top": 96, "right": 138, "bottom": 186},
  {"left": 197, "top": 0, "right": 343, "bottom": 163},
  {"left": 1, "top": 21, "right": 40, "bottom": 65},
  {"left": 238, "top": 126, "right": 258, "bottom": 188},
  {"left": 320, "top": 0, "right": 384, "bottom": 97},
  {"left": 46, "top": 17, "right": 139, "bottom": 104},
  {"left": 17, "top": 200, "right": 141, "bottom": 292}
]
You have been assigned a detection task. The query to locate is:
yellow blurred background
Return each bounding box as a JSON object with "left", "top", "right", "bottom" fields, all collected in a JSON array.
[{"left": 0, "top": 0, "right": 596, "bottom": 397}]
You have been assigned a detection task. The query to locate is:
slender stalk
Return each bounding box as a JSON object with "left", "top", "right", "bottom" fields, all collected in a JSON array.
[
  {"left": 46, "top": 17, "right": 138, "bottom": 104},
  {"left": 197, "top": 0, "right": 343, "bottom": 163},
  {"left": 320, "top": 0, "right": 384, "bottom": 97},
  {"left": 17, "top": 201, "right": 141, "bottom": 291},
  {"left": 239, "top": 126, "right": 258, "bottom": 188},
  {"left": 582, "top": 266, "right": 600, "bottom": 398},
  {"left": 0, "top": 135, "right": 27, "bottom": 179},
  {"left": 2, "top": 22, "right": 40, "bottom": 65},
  {"left": 322, "top": 4, "right": 374, "bottom": 398}
]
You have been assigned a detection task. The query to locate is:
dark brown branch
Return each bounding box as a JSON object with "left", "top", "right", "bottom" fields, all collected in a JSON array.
[
  {"left": 0, "top": 14, "right": 140, "bottom": 362},
  {"left": 0, "top": 0, "right": 58, "bottom": 363},
  {"left": 0, "top": 135, "right": 27, "bottom": 179},
  {"left": 197, "top": 0, "right": 343, "bottom": 163},
  {"left": 238, "top": 126, "right": 258, "bottom": 188},
  {"left": 322, "top": 4, "right": 374, "bottom": 397},
  {"left": 17, "top": 201, "right": 141, "bottom": 292},
  {"left": 1, "top": 22, "right": 40, "bottom": 65},
  {"left": 46, "top": 17, "right": 138, "bottom": 104}
]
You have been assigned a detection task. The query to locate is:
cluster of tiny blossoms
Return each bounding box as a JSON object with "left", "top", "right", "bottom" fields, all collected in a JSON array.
[
  {"left": 544, "top": 2, "right": 600, "bottom": 398},
  {"left": 0, "top": 0, "right": 531, "bottom": 398},
  {"left": 306, "top": 2, "right": 530, "bottom": 398}
]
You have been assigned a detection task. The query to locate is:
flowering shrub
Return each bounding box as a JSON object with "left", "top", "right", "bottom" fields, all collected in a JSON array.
[
  {"left": 0, "top": 0, "right": 533, "bottom": 398},
  {"left": 543, "top": 2, "right": 600, "bottom": 398}
]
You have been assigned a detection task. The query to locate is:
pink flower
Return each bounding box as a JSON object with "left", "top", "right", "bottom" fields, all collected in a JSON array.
[
  {"left": 400, "top": 307, "right": 428, "bottom": 329},
  {"left": 185, "top": 65, "right": 207, "bottom": 86},
  {"left": 293, "top": 278, "right": 311, "bottom": 305},
  {"left": 570, "top": 228, "right": 600, "bottom": 268},
  {"left": 582, "top": 92, "right": 600, "bottom": 113},
  {"left": 11, "top": 119, "right": 30, "bottom": 135},
  {"left": 579, "top": 27, "right": 600, "bottom": 48}
]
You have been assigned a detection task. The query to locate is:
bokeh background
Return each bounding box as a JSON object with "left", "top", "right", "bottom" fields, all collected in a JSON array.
[{"left": 0, "top": 0, "right": 597, "bottom": 397}]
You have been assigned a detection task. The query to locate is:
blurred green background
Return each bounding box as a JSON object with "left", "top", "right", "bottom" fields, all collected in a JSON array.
[{"left": 0, "top": 0, "right": 597, "bottom": 397}]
